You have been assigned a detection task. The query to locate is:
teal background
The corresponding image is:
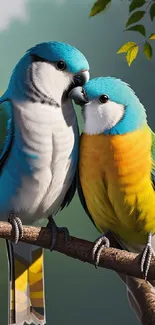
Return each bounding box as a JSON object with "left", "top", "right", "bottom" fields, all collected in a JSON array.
[{"left": 0, "top": 0, "right": 154, "bottom": 324}]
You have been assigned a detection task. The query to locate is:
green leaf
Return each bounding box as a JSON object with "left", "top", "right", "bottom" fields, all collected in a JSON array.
[
  {"left": 89, "top": 0, "right": 111, "bottom": 17},
  {"left": 126, "top": 11, "right": 145, "bottom": 27},
  {"left": 117, "top": 42, "right": 137, "bottom": 54},
  {"left": 126, "top": 45, "right": 139, "bottom": 66},
  {"left": 149, "top": 33, "right": 155, "bottom": 40},
  {"left": 150, "top": 3, "right": 155, "bottom": 21},
  {"left": 144, "top": 42, "right": 152, "bottom": 59},
  {"left": 125, "top": 24, "right": 145, "bottom": 36},
  {"left": 129, "top": 0, "right": 146, "bottom": 13}
]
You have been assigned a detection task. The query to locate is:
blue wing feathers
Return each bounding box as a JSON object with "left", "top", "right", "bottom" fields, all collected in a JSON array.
[{"left": 0, "top": 100, "right": 13, "bottom": 170}]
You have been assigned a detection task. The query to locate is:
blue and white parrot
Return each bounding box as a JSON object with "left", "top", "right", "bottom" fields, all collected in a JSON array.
[{"left": 0, "top": 41, "right": 89, "bottom": 325}]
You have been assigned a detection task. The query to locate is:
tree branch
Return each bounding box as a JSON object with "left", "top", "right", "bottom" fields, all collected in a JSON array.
[
  {"left": 1, "top": 221, "right": 155, "bottom": 325},
  {"left": 106, "top": 233, "right": 155, "bottom": 325},
  {"left": 0, "top": 221, "right": 155, "bottom": 280}
]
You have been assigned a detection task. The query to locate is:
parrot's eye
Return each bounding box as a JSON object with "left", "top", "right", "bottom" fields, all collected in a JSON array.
[
  {"left": 56, "top": 60, "right": 66, "bottom": 71},
  {"left": 99, "top": 94, "right": 109, "bottom": 104}
]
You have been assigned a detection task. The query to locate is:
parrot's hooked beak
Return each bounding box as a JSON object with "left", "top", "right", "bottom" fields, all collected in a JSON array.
[
  {"left": 67, "top": 70, "right": 90, "bottom": 95},
  {"left": 68, "top": 85, "right": 88, "bottom": 105},
  {"left": 73, "top": 70, "right": 90, "bottom": 87}
]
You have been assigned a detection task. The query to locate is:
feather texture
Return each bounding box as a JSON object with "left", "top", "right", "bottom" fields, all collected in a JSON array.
[
  {"left": 76, "top": 76, "right": 155, "bottom": 324},
  {"left": 0, "top": 40, "right": 89, "bottom": 325},
  {"left": 79, "top": 125, "right": 155, "bottom": 245},
  {"left": 7, "top": 241, "right": 45, "bottom": 325},
  {"left": 0, "top": 98, "right": 78, "bottom": 223}
]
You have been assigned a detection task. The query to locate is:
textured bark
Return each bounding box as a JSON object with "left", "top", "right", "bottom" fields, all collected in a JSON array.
[
  {"left": 0, "top": 221, "right": 155, "bottom": 279},
  {"left": 106, "top": 232, "right": 155, "bottom": 325}
]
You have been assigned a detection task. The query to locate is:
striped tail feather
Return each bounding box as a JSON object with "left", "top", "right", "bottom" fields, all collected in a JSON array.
[
  {"left": 6, "top": 241, "right": 46, "bottom": 325},
  {"left": 29, "top": 247, "right": 46, "bottom": 324}
]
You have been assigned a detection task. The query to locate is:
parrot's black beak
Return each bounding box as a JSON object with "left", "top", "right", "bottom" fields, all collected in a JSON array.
[
  {"left": 73, "top": 70, "right": 90, "bottom": 87},
  {"left": 67, "top": 70, "right": 90, "bottom": 95},
  {"left": 68, "top": 86, "right": 89, "bottom": 106}
]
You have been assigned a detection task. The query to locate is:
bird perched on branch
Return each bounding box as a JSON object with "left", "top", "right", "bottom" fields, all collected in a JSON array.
[
  {"left": 0, "top": 41, "right": 89, "bottom": 325},
  {"left": 69, "top": 76, "right": 155, "bottom": 315}
]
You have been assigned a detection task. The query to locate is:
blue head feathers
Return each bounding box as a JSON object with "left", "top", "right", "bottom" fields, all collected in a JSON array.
[
  {"left": 28, "top": 41, "right": 89, "bottom": 73},
  {"left": 1, "top": 41, "right": 89, "bottom": 103},
  {"left": 83, "top": 77, "right": 147, "bottom": 135}
]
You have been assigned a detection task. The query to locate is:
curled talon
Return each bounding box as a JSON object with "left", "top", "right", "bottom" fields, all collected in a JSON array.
[
  {"left": 92, "top": 235, "right": 110, "bottom": 268},
  {"left": 47, "top": 216, "right": 70, "bottom": 251},
  {"left": 8, "top": 213, "right": 24, "bottom": 244},
  {"left": 47, "top": 217, "right": 57, "bottom": 250},
  {"left": 57, "top": 226, "right": 69, "bottom": 242},
  {"left": 14, "top": 216, "right": 24, "bottom": 239},
  {"left": 140, "top": 232, "right": 155, "bottom": 280}
]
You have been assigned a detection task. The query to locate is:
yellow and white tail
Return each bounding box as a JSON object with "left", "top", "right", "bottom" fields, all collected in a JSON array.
[{"left": 6, "top": 241, "right": 46, "bottom": 325}]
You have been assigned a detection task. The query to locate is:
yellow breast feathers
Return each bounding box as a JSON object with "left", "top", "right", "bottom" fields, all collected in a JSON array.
[{"left": 79, "top": 126, "right": 155, "bottom": 244}]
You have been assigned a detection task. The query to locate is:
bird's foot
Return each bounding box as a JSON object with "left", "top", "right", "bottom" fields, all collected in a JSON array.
[
  {"left": 8, "top": 212, "right": 24, "bottom": 244},
  {"left": 47, "top": 216, "right": 69, "bottom": 251},
  {"left": 141, "top": 232, "right": 155, "bottom": 280},
  {"left": 92, "top": 234, "right": 110, "bottom": 268}
]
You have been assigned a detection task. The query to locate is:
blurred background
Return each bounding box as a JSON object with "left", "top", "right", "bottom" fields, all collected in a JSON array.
[{"left": 0, "top": 0, "right": 154, "bottom": 324}]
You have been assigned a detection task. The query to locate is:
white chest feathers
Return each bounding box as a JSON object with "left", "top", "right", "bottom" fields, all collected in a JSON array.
[{"left": 1, "top": 100, "right": 78, "bottom": 224}]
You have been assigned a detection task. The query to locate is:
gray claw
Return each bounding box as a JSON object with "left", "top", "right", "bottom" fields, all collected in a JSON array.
[
  {"left": 140, "top": 233, "right": 155, "bottom": 280},
  {"left": 9, "top": 213, "right": 24, "bottom": 244},
  {"left": 92, "top": 235, "right": 110, "bottom": 268},
  {"left": 47, "top": 217, "right": 69, "bottom": 251},
  {"left": 57, "top": 227, "right": 69, "bottom": 242},
  {"left": 47, "top": 219, "right": 57, "bottom": 251}
]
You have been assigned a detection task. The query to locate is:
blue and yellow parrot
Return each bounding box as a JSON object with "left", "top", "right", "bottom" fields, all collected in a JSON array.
[
  {"left": 0, "top": 41, "right": 89, "bottom": 325},
  {"left": 69, "top": 76, "right": 155, "bottom": 308}
]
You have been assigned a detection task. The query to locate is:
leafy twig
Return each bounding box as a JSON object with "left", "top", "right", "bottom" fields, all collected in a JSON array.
[{"left": 89, "top": 0, "right": 155, "bottom": 65}]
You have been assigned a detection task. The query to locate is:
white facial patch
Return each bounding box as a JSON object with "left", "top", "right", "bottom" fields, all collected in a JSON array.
[
  {"left": 31, "top": 61, "right": 72, "bottom": 105},
  {"left": 83, "top": 100, "right": 125, "bottom": 135}
]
